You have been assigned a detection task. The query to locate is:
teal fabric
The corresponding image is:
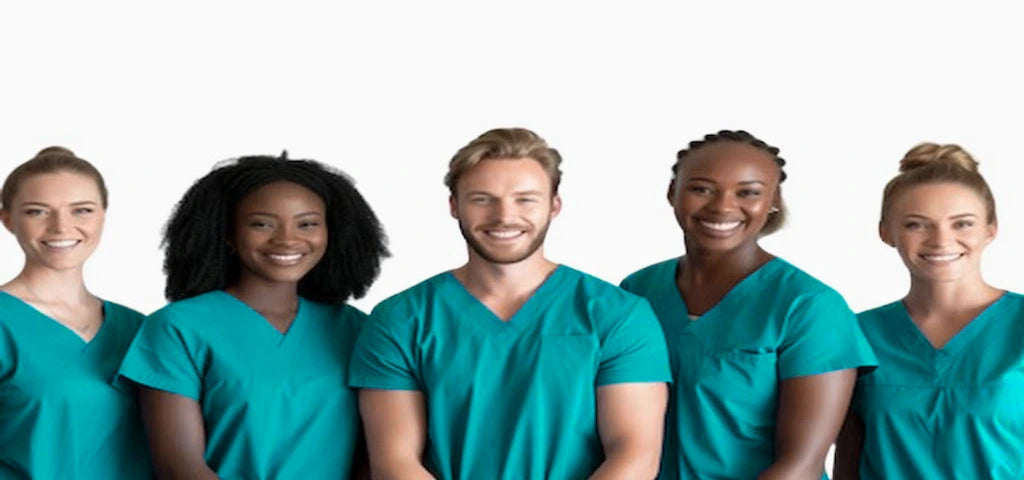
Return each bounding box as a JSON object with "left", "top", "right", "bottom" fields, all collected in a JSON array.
[
  {"left": 117, "top": 290, "right": 364, "bottom": 479},
  {"left": 0, "top": 291, "right": 151, "bottom": 479},
  {"left": 348, "top": 265, "right": 671, "bottom": 480},
  {"left": 852, "top": 293, "right": 1024, "bottom": 479},
  {"left": 621, "top": 257, "right": 877, "bottom": 480}
]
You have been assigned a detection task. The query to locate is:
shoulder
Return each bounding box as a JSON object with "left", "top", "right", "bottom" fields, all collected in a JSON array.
[
  {"left": 101, "top": 300, "right": 147, "bottom": 330},
  {"left": 369, "top": 271, "right": 452, "bottom": 320},
  {"left": 620, "top": 258, "right": 677, "bottom": 293},
  {"left": 302, "top": 297, "right": 369, "bottom": 329},
  {"left": 146, "top": 291, "right": 227, "bottom": 327},
  {"left": 557, "top": 265, "right": 653, "bottom": 321}
]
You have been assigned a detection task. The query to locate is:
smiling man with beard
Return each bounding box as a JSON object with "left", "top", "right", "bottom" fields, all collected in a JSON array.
[{"left": 349, "top": 127, "right": 672, "bottom": 480}]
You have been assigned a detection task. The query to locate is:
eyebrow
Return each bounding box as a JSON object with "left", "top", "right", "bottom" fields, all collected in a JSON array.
[
  {"left": 903, "top": 213, "right": 978, "bottom": 220},
  {"left": 686, "top": 177, "right": 768, "bottom": 186},
  {"left": 19, "top": 200, "right": 99, "bottom": 207},
  {"left": 245, "top": 211, "right": 323, "bottom": 218}
]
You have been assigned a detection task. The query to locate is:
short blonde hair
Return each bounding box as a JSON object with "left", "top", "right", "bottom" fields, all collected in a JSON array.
[
  {"left": 880, "top": 143, "right": 996, "bottom": 224},
  {"left": 445, "top": 128, "right": 562, "bottom": 195}
]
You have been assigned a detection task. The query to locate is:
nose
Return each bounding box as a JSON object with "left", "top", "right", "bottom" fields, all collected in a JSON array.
[
  {"left": 707, "top": 190, "right": 738, "bottom": 213},
  {"left": 271, "top": 224, "right": 298, "bottom": 244},
  {"left": 496, "top": 198, "right": 518, "bottom": 223},
  {"left": 927, "top": 224, "right": 955, "bottom": 246},
  {"left": 47, "top": 209, "right": 71, "bottom": 232}
]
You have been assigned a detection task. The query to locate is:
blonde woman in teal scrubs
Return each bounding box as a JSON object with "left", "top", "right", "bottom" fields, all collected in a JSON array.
[
  {"left": 621, "top": 130, "right": 877, "bottom": 479},
  {"left": 0, "top": 147, "right": 151, "bottom": 478},
  {"left": 835, "top": 144, "right": 1024, "bottom": 479}
]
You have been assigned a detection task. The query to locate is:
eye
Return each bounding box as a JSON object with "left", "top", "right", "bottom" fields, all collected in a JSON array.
[
  {"left": 737, "top": 189, "right": 762, "bottom": 198},
  {"left": 72, "top": 207, "right": 95, "bottom": 215},
  {"left": 516, "top": 197, "right": 538, "bottom": 204},
  {"left": 469, "top": 196, "right": 493, "bottom": 205},
  {"left": 685, "top": 185, "right": 712, "bottom": 195},
  {"left": 23, "top": 208, "right": 47, "bottom": 217},
  {"left": 903, "top": 221, "right": 923, "bottom": 230},
  {"left": 248, "top": 220, "right": 273, "bottom": 229},
  {"left": 953, "top": 219, "right": 975, "bottom": 230},
  {"left": 298, "top": 220, "right": 321, "bottom": 229}
]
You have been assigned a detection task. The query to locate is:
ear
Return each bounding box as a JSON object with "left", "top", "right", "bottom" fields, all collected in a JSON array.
[
  {"left": 772, "top": 186, "right": 782, "bottom": 211},
  {"left": 449, "top": 194, "right": 458, "bottom": 219},
  {"left": 879, "top": 222, "right": 895, "bottom": 247},
  {"left": 985, "top": 221, "right": 998, "bottom": 245},
  {"left": 666, "top": 179, "right": 677, "bottom": 206},
  {"left": 0, "top": 209, "right": 11, "bottom": 233},
  {"left": 550, "top": 194, "right": 562, "bottom": 219}
]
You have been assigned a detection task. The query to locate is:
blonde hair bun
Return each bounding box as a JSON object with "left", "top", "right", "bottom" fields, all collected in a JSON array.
[{"left": 899, "top": 143, "right": 978, "bottom": 173}]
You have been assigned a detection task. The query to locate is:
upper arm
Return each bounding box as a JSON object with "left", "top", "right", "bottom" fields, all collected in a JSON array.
[
  {"left": 138, "top": 386, "right": 217, "bottom": 479},
  {"left": 592, "top": 383, "right": 669, "bottom": 479},
  {"left": 833, "top": 410, "right": 865, "bottom": 480},
  {"left": 778, "top": 290, "right": 876, "bottom": 379},
  {"left": 596, "top": 382, "right": 668, "bottom": 450},
  {"left": 358, "top": 389, "right": 431, "bottom": 477},
  {"left": 597, "top": 299, "right": 671, "bottom": 386},
  {"left": 770, "top": 369, "right": 858, "bottom": 478}
]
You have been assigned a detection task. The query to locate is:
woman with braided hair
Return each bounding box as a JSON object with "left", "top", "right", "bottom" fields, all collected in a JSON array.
[
  {"left": 117, "top": 153, "right": 388, "bottom": 479},
  {"left": 621, "top": 130, "right": 876, "bottom": 479},
  {"left": 834, "top": 144, "right": 1023, "bottom": 479}
]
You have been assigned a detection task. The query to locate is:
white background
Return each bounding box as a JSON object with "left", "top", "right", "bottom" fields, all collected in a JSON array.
[{"left": 2, "top": 1, "right": 1023, "bottom": 472}]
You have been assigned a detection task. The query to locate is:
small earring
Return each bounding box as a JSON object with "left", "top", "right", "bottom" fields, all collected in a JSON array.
[{"left": 769, "top": 206, "right": 780, "bottom": 214}]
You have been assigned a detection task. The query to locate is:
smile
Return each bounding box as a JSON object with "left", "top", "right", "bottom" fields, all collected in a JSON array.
[
  {"left": 920, "top": 253, "right": 964, "bottom": 263},
  {"left": 42, "top": 239, "right": 81, "bottom": 249},
  {"left": 698, "top": 220, "right": 743, "bottom": 233},
  {"left": 484, "top": 229, "right": 525, "bottom": 239},
  {"left": 265, "top": 252, "right": 305, "bottom": 265}
]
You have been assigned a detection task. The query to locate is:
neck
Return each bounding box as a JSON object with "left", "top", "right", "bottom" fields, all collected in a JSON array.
[
  {"left": 680, "top": 239, "right": 772, "bottom": 285},
  {"left": 1, "top": 262, "right": 92, "bottom": 304},
  {"left": 226, "top": 275, "right": 300, "bottom": 315},
  {"left": 904, "top": 273, "right": 1002, "bottom": 318},
  {"left": 453, "top": 248, "right": 558, "bottom": 298}
]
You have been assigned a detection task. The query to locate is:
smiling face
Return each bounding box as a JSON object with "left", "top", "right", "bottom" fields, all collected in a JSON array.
[
  {"left": 450, "top": 157, "right": 561, "bottom": 265},
  {"left": 231, "top": 181, "right": 327, "bottom": 287},
  {"left": 1, "top": 171, "right": 106, "bottom": 272},
  {"left": 669, "top": 141, "right": 781, "bottom": 254},
  {"left": 881, "top": 182, "right": 995, "bottom": 283}
]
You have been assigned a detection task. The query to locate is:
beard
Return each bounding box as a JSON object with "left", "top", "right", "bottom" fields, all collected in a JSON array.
[{"left": 458, "top": 219, "right": 552, "bottom": 265}]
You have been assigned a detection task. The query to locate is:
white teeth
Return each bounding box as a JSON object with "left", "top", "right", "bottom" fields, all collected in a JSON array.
[
  {"left": 700, "top": 221, "right": 742, "bottom": 231},
  {"left": 486, "top": 230, "right": 523, "bottom": 239},
  {"left": 267, "top": 253, "right": 302, "bottom": 263},
  {"left": 43, "top": 240, "right": 79, "bottom": 248},
  {"left": 923, "top": 253, "right": 963, "bottom": 262}
]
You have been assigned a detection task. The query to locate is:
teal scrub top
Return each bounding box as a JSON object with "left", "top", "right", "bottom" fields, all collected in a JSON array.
[
  {"left": 348, "top": 265, "right": 672, "bottom": 480},
  {"left": 851, "top": 293, "right": 1024, "bottom": 479},
  {"left": 621, "top": 257, "right": 877, "bottom": 480},
  {"left": 117, "top": 290, "right": 365, "bottom": 480},
  {"left": 0, "top": 291, "right": 151, "bottom": 479}
]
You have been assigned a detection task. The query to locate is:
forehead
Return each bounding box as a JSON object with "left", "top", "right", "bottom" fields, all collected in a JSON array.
[
  {"left": 679, "top": 142, "right": 780, "bottom": 183},
  {"left": 13, "top": 171, "right": 103, "bottom": 204},
  {"left": 237, "top": 181, "right": 325, "bottom": 211},
  {"left": 891, "top": 182, "right": 987, "bottom": 216},
  {"left": 457, "top": 157, "right": 552, "bottom": 195}
]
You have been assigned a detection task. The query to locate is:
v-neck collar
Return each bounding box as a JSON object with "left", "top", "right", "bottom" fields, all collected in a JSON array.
[
  {"left": 0, "top": 290, "right": 110, "bottom": 350},
  {"left": 894, "top": 292, "right": 1008, "bottom": 356},
  {"left": 213, "top": 290, "right": 308, "bottom": 346},
  {"left": 667, "top": 256, "right": 783, "bottom": 325},
  {"left": 443, "top": 265, "right": 568, "bottom": 332}
]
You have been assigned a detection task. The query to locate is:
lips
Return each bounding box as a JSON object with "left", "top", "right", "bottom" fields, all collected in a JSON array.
[
  {"left": 265, "top": 252, "right": 305, "bottom": 265},
  {"left": 42, "top": 239, "right": 82, "bottom": 249},
  {"left": 920, "top": 253, "right": 965, "bottom": 263}
]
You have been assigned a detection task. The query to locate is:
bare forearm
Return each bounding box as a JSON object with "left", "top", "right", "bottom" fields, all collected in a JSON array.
[
  {"left": 589, "top": 445, "right": 660, "bottom": 480},
  {"left": 756, "top": 459, "right": 823, "bottom": 480},
  {"left": 370, "top": 458, "right": 436, "bottom": 480},
  {"left": 153, "top": 464, "right": 219, "bottom": 480}
]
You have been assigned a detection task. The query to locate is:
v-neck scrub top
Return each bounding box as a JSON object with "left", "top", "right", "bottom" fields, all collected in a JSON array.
[
  {"left": 0, "top": 291, "right": 151, "bottom": 479},
  {"left": 851, "top": 293, "right": 1024, "bottom": 479},
  {"left": 348, "top": 265, "right": 672, "bottom": 480},
  {"left": 620, "top": 257, "right": 877, "bottom": 480},
  {"left": 117, "top": 290, "right": 365, "bottom": 480}
]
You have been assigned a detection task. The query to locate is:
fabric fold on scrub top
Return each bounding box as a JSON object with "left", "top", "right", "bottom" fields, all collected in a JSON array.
[
  {"left": 0, "top": 291, "right": 152, "bottom": 479},
  {"left": 852, "top": 292, "right": 1024, "bottom": 479},
  {"left": 621, "top": 257, "right": 877, "bottom": 480},
  {"left": 116, "top": 290, "right": 365, "bottom": 480},
  {"left": 348, "top": 265, "right": 672, "bottom": 480}
]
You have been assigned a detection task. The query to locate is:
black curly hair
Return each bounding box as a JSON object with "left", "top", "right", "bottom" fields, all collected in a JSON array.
[
  {"left": 671, "top": 129, "right": 788, "bottom": 235},
  {"left": 162, "top": 153, "right": 389, "bottom": 303}
]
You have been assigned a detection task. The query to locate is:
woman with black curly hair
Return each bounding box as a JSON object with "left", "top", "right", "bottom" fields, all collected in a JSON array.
[{"left": 118, "top": 153, "right": 388, "bottom": 479}]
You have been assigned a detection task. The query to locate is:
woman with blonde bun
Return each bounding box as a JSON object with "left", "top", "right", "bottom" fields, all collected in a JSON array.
[
  {"left": 0, "top": 147, "right": 151, "bottom": 478},
  {"left": 835, "top": 144, "right": 1023, "bottom": 479}
]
